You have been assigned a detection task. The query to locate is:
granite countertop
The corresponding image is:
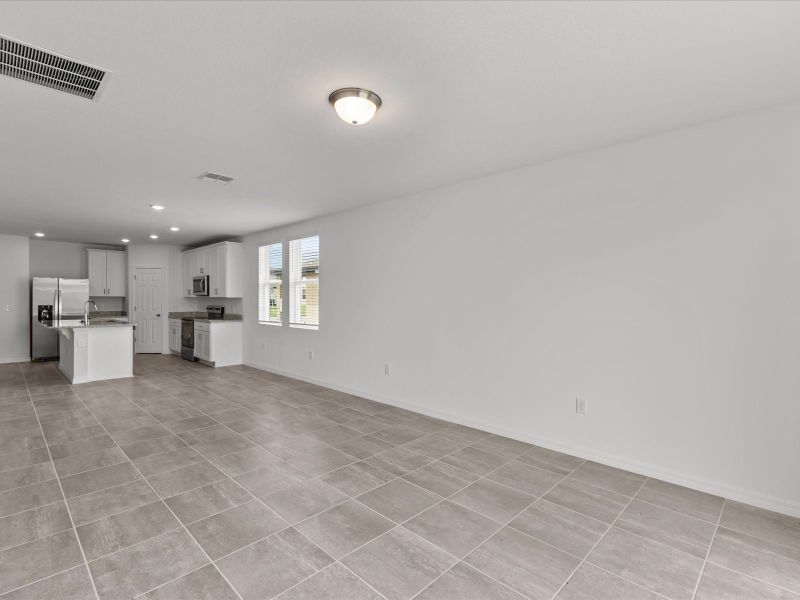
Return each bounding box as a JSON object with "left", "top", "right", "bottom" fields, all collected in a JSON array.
[{"left": 168, "top": 312, "right": 242, "bottom": 322}]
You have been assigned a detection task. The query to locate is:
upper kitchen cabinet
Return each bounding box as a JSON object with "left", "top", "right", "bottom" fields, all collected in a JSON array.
[
  {"left": 183, "top": 241, "right": 244, "bottom": 298},
  {"left": 87, "top": 249, "right": 126, "bottom": 297}
]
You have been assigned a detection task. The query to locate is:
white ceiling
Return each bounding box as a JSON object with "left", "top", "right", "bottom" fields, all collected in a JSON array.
[{"left": 2, "top": 1, "right": 800, "bottom": 246}]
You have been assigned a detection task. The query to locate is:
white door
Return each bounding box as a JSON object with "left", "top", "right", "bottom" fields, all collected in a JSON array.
[
  {"left": 134, "top": 267, "right": 163, "bottom": 353},
  {"left": 105, "top": 252, "right": 126, "bottom": 297}
]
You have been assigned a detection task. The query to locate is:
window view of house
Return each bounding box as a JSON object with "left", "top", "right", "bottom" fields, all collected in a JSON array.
[
  {"left": 258, "top": 242, "right": 283, "bottom": 324},
  {"left": 289, "top": 235, "right": 319, "bottom": 328}
]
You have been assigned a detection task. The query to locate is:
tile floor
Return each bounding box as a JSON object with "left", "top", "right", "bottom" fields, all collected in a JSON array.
[{"left": 0, "top": 355, "right": 798, "bottom": 599}]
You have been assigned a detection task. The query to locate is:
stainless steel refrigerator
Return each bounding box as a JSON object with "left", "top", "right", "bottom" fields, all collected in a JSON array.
[{"left": 31, "top": 277, "right": 90, "bottom": 361}]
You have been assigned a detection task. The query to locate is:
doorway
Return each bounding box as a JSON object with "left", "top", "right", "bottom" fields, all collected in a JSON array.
[{"left": 133, "top": 267, "right": 163, "bottom": 353}]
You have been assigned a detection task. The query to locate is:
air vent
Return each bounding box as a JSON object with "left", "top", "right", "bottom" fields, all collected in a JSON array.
[
  {"left": 200, "top": 172, "right": 235, "bottom": 184},
  {"left": 0, "top": 35, "right": 107, "bottom": 100}
]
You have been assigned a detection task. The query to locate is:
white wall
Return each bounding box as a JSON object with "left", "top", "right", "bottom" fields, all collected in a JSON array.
[
  {"left": 242, "top": 103, "right": 800, "bottom": 516},
  {"left": 29, "top": 239, "right": 125, "bottom": 311},
  {"left": 0, "top": 234, "right": 30, "bottom": 363}
]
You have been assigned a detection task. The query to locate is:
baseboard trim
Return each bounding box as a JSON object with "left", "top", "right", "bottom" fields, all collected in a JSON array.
[
  {"left": 0, "top": 356, "right": 30, "bottom": 365},
  {"left": 244, "top": 360, "right": 800, "bottom": 518}
]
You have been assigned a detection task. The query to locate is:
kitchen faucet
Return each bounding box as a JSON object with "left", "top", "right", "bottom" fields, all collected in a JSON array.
[{"left": 84, "top": 299, "right": 98, "bottom": 325}]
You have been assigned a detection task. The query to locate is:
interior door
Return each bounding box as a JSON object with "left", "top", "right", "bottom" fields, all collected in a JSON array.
[{"left": 134, "top": 267, "right": 163, "bottom": 353}]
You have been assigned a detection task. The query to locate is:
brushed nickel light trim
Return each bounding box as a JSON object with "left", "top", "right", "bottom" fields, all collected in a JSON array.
[{"left": 328, "top": 87, "right": 382, "bottom": 125}]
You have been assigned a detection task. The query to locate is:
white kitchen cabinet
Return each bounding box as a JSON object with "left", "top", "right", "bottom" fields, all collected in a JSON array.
[
  {"left": 169, "top": 319, "right": 182, "bottom": 353},
  {"left": 87, "top": 249, "right": 126, "bottom": 297},
  {"left": 182, "top": 242, "right": 243, "bottom": 298},
  {"left": 192, "top": 321, "right": 241, "bottom": 366}
]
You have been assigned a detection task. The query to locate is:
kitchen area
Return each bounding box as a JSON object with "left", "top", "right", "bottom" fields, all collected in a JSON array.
[{"left": 28, "top": 238, "right": 244, "bottom": 384}]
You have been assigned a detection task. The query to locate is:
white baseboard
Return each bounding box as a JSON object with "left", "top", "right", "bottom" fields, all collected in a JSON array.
[
  {"left": 0, "top": 356, "right": 30, "bottom": 365},
  {"left": 244, "top": 360, "right": 800, "bottom": 518}
]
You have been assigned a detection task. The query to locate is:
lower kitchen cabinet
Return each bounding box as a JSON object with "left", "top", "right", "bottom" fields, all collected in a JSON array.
[
  {"left": 169, "top": 319, "right": 182, "bottom": 353},
  {"left": 193, "top": 321, "right": 242, "bottom": 367}
]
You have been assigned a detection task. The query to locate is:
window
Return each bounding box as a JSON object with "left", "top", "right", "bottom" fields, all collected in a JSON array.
[
  {"left": 258, "top": 242, "right": 283, "bottom": 324},
  {"left": 289, "top": 235, "right": 319, "bottom": 328}
]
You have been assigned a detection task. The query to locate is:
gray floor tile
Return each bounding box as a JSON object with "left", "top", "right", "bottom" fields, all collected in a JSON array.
[
  {"left": 0, "top": 530, "right": 84, "bottom": 595},
  {"left": 465, "top": 526, "right": 580, "bottom": 600},
  {"left": 0, "top": 565, "right": 96, "bottom": 600},
  {"left": 588, "top": 526, "right": 704, "bottom": 600},
  {"left": 510, "top": 499, "right": 608, "bottom": 558},
  {"left": 516, "top": 446, "right": 584, "bottom": 475},
  {"left": 165, "top": 415, "right": 217, "bottom": 433},
  {"left": 210, "top": 446, "right": 282, "bottom": 477},
  {"left": 542, "top": 478, "right": 629, "bottom": 524},
  {"left": 69, "top": 478, "right": 159, "bottom": 526},
  {"left": 488, "top": 460, "right": 563, "bottom": 497},
  {"left": 450, "top": 479, "right": 535, "bottom": 523},
  {"left": 165, "top": 479, "right": 252, "bottom": 525},
  {"left": 60, "top": 461, "right": 140, "bottom": 499},
  {"left": 217, "top": 527, "right": 332, "bottom": 599},
  {"left": 708, "top": 527, "right": 800, "bottom": 594},
  {"left": 402, "top": 461, "right": 479, "bottom": 497},
  {"left": 147, "top": 564, "right": 238, "bottom": 600},
  {"left": 0, "top": 462, "right": 56, "bottom": 495},
  {"left": 365, "top": 447, "right": 433, "bottom": 477},
  {"left": 77, "top": 500, "right": 179, "bottom": 560},
  {"left": 0, "top": 501, "right": 72, "bottom": 551},
  {"left": 295, "top": 499, "right": 395, "bottom": 559},
  {"left": 343, "top": 527, "right": 456, "bottom": 600},
  {"left": 89, "top": 528, "right": 208, "bottom": 600},
  {"left": 440, "top": 446, "right": 508, "bottom": 477},
  {"left": 233, "top": 462, "right": 308, "bottom": 497},
  {"left": 0, "top": 448, "right": 51, "bottom": 474},
  {"left": 471, "top": 434, "right": 532, "bottom": 460},
  {"left": 569, "top": 462, "right": 646, "bottom": 497},
  {"left": 53, "top": 447, "right": 129, "bottom": 477},
  {"left": 120, "top": 435, "right": 188, "bottom": 460},
  {"left": 402, "top": 434, "right": 466, "bottom": 459},
  {"left": 637, "top": 479, "right": 724, "bottom": 523},
  {"left": 404, "top": 500, "right": 501, "bottom": 558},
  {"left": 147, "top": 460, "right": 226, "bottom": 498},
  {"left": 371, "top": 425, "right": 427, "bottom": 446},
  {"left": 109, "top": 424, "right": 171, "bottom": 446},
  {"left": 695, "top": 562, "right": 800, "bottom": 600},
  {"left": 177, "top": 423, "right": 233, "bottom": 446},
  {"left": 415, "top": 562, "right": 525, "bottom": 599},
  {"left": 357, "top": 479, "right": 440, "bottom": 523},
  {"left": 193, "top": 434, "right": 256, "bottom": 458},
  {"left": 303, "top": 424, "right": 363, "bottom": 446},
  {"left": 48, "top": 434, "right": 117, "bottom": 460},
  {"left": 0, "top": 479, "right": 62, "bottom": 517},
  {"left": 262, "top": 478, "right": 348, "bottom": 524},
  {"left": 275, "top": 563, "right": 382, "bottom": 600},
  {"left": 720, "top": 501, "right": 800, "bottom": 550},
  {"left": 187, "top": 499, "right": 288, "bottom": 559},
  {"left": 321, "top": 461, "right": 397, "bottom": 496},
  {"left": 132, "top": 446, "right": 204, "bottom": 476},
  {"left": 331, "top": 435, "right": 395, "bottom": 459},
  {"left": 617, "top": 498, "right": 716, "bottom": 558},
  {"left": 555, "top": 563, "right": 662, "bottom": 599}
]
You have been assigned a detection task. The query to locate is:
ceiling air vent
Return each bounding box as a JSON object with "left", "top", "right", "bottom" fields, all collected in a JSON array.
[
  {"left": 0, "top": 35, "right": 108, "bottom": 100},
  {"left": 199, "top": 172, "right": 235, "bottom": 184}
]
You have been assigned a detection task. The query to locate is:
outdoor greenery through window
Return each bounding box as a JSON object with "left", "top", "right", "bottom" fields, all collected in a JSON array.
[
  {"left": 258, "top": 242, "right": 283, "bottom": 324},
  {"left": 289, "top": 235, "right": 319, "bottom": 328}
]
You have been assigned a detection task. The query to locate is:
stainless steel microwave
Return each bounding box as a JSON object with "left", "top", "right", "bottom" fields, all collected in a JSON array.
[{"left": 192, "top": 275, "right": 209, "bottom": 296}]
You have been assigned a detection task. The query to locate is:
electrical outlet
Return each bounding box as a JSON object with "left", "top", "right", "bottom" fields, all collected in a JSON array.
[
  {"left": 308, "top": 351, "right": 314, "bottom": 360},
  {"left": 575, "top": 398, "right": 586, "bottom": 415},
  {"left": 5, "top": 305, "right": 12, "bottom": 312},
  {"left": 384, "top": 363, "right": 391, "bottom": 376}
]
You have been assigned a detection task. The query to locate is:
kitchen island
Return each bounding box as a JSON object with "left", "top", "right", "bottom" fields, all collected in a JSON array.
[{"left": 57, "top": 322, "right": 135, "bottom": 384}]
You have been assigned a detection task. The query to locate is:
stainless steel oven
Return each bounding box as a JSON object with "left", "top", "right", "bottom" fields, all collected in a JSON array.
[{"left": 192, "top": 275, "right": 209, "bottom": 296}]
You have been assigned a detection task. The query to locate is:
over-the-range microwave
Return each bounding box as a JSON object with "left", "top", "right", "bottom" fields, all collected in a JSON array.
[{"left": 192, "top": 275, "right": 209, "bottom": 296}]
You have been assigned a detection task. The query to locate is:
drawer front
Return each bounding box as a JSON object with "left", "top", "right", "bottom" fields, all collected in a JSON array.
[{"left": 194, "top": 322, "right": 210, "bottom": 332}]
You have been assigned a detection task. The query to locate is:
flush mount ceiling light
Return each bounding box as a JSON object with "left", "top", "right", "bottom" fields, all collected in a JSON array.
[
  {"left": 34, "top": 232, "right": 45, "bottom": 237},
  {"left": 169, "top": 227, "right": 180, "bottom": 232},
  {"left": 149, "top": 234, "right": 159, "bottom": 239},
  {"left": 329, "top": 87, "right": 382, "bottom": 125},
  {"left": 150, "top": 204, "right": 165, "bottom": 211},
  {"left": 121, "top": 238, "right": 129, "bottom": 243}
]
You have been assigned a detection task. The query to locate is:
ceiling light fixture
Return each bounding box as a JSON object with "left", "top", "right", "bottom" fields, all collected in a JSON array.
[
  {"left": 150, "top": 204, "right": 165, "bottom": 211},
  {"left": 169, "top": 227, "right": 180, "bottom": 232},
  {"left": 121, "top": 238, "right": 129, "bottom": 243},
  {"left": 149, "top": 234, "right": 159, "bottom": 239},
  {"left": 329, "top": 87, "right": 382, "bottom": 125},
  {"left": 34, "top": 232, "right": 45, "bottom": 237}
]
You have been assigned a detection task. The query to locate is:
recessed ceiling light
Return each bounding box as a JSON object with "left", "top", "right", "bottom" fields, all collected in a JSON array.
[
  {"left": 169, "top": 227, "right": 180, "bottom": 232},
  {"left": 149, "top": 234, "right": 159, "bottom": 239},
  {"left": 121, "top": 238, "right": 129, "bottom": 243},
  {"left": 329, "top": 88, "right": 382, "bottom": 125},
  {"left": 34, "top": 232, "right": 45, "bottom": 237},
  {"left": 150, "top": 204, "right": 165, "bottom": 211}
]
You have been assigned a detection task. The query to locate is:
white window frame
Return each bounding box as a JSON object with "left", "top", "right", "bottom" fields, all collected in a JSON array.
[{"left": 257, "top": 240, "right": 284, "bottom": 326}]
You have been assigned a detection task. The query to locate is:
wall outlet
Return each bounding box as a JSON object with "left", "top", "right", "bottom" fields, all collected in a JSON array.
[
  {"left": 575, "top": 398, "right": 586, "bottom": 415},
  {"left": 384, "top": 363, "right": 391, "bottom": 376},
  {"left": 5, "top": 305, "right": 11, "bottom": 312},
  {"left": 308, "top": 351, "right": 314, "bottom": 360}
]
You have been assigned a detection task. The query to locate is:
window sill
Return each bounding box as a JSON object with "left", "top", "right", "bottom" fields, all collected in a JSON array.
[
  {"left": 290, "top": 324, "right": 318, "bottom": 330},
  {"left": 258, "top": 321, "right": 282, "bottom": 327}
]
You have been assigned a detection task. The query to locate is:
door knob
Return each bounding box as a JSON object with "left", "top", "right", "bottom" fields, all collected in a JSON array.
[{"left": 156, "top": 314, "right": 161, "bottom": 317}]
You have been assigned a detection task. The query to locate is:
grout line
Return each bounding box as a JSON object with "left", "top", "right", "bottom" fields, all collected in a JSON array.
[
  {"left": 22, "top": 365, "right": 101, "bottom": 600},
  {"left": 691, "top": 497, "right": 725, "bottom": 600}
]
